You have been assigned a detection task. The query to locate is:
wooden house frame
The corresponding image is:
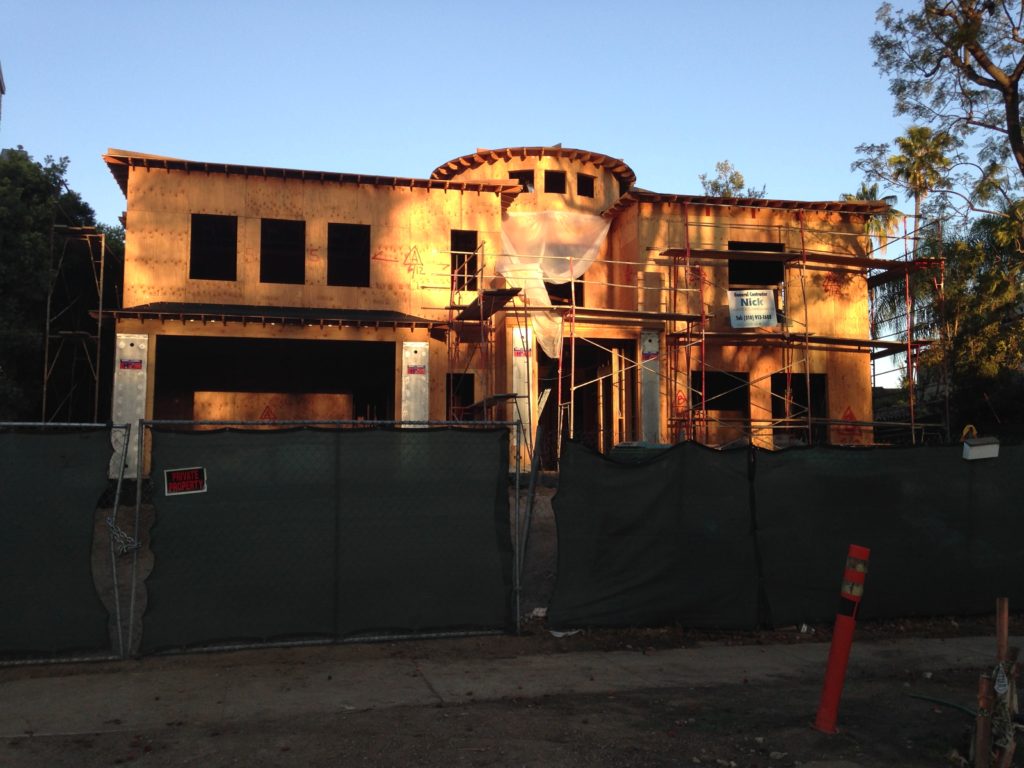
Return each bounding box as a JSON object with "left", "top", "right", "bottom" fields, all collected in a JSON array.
[{"left": 103, "top": 145, "right": 922, "bottom": 473}]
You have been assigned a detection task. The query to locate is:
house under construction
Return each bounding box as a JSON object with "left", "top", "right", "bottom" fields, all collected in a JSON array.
[{"left": 101, "top": 145, "right": 934, "bottom": 472}]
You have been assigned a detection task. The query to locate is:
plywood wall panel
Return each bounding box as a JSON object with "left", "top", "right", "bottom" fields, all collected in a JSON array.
[
  {"left": 193, "top": 392, "right": 353, "bottom": 423},
  {"left": 121, "top": 165, "right": 505, "bottom": 316}
]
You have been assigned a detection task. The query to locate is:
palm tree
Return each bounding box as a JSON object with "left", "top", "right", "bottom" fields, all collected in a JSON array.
[
  {"left": 841, "top": 181, "right": 901, "bottom": 257},
  {"left": 887, "top": 126, "right": 956, "bottom": 256}
]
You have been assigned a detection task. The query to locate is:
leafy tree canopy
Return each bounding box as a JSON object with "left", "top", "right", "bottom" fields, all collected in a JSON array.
[
  {"left": 0, "top": 146, "right": 96, "bottom": 419},
  {"left": 915, "top": 214, "right": 1024, "bottom": 431},
  {"left": 870, "top": 1, "right": 1024, "bottom": 217},
  {"left": 698, "top": 160, "right": 766, "bottom": 198}
]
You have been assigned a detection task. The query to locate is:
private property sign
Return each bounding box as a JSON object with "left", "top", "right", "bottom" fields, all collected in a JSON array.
[
  {"left": 728, "top": 289, "right": 778, "bottom": 329},
  {"left": 164, "top": 467, "right": 207, "bottom": 496}
]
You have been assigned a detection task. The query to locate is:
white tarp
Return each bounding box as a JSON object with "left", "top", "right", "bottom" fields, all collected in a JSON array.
[{"left": 498, "top": 211, "right": 611, "bottom": 358}]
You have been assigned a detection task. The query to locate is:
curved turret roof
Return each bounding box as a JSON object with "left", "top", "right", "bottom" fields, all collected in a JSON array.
[{"left": 431, "top": 146, "right": 636, "bottom": 188}]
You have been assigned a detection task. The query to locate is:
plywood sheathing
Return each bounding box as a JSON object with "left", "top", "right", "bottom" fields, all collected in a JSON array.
[
  {"left": 627, "top": 199, "right": 879, "bottom": 445},
  {"left": 114, "top": 159, "right": 507, "bottom": 323}
]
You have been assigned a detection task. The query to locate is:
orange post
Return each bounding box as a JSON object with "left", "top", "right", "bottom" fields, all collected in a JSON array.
[
  {"left": 814, "top": 544, "right": 870, "bottom": 734},
  {"left": 976, "top": 674, "right": 994, "bottom": 768}
]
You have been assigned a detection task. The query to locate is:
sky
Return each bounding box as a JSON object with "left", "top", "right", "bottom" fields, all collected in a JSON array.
[{"left": 2, "top": 0, "right": 915, "bottom": 230}]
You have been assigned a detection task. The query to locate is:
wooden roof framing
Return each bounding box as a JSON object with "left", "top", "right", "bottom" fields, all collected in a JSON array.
[
  {"left": 102, "top": 303, "right": 435, "bottom": 329},
  {"left": 430, "top": 146, "right": 637, "bottom": 187},
  {"left": 103, "top": 149, "right": 523, "bottom": 211},
  {"left": 661, "top": 247, "right": 943, "bottom": 275},
  {"left": 605, "top": 190, "right": 892, "bottom": 218}
]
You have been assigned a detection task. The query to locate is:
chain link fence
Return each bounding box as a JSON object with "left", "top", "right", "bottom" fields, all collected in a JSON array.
[
  {"left": 131, "top": 420, "right": 523, "bottom": 655},
  {"left": 0, "top": 422, "right": 131, "bottom": 662}
]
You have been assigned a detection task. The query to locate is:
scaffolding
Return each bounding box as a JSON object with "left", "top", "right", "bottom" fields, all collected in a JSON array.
[
  {"left": 42, "top": 225, "right": 119, "bottom": 423},
  {"left": 427, "top": 203, "right": 943, "bottom": 459},
  {"left": 434, "top": 242, "right": 521, "bottom": 422},
  {"left": 660, "top": 206, "right": 943, "bottom": 448}
]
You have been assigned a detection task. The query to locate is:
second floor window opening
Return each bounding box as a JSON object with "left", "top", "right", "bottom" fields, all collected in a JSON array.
[
  {"left": 189, "top": 213, "right": 237, "bottom": 281},
  {"left": 260, "top": 218, "right": 306, "bottom": 285},
  {"left": 327, "top": 223, "right": 371, "bottom": 287},
  {"left": 544, "top": 170, "right": 567, "bottom": 194},
  {"left": 509, "top": 169, "right": 535, "bottom": 192},
  {"left": 451, "top": 229, "right": 479, "bottom": 292}
]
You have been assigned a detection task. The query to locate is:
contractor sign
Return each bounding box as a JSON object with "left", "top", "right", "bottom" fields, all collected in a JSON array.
[{"left": 728, "top": 289, "right": 778, "bottom": 329}]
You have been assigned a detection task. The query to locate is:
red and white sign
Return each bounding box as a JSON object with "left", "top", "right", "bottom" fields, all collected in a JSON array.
[{"left": 164, "top": 467, "right": 207, "bottom": 496}]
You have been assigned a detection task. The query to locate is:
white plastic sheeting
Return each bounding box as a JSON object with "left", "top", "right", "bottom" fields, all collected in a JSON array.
[{"left": 498, "top": 211, "right": 610, "bottom": 358}]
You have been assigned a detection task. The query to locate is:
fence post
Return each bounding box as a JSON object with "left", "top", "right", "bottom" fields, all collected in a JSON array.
[
  {"left": 976, "top": 673, "right": 994, "bottom": 768},
  {"left": 127, "top": 419, "right": 146, "bottom": 656}
]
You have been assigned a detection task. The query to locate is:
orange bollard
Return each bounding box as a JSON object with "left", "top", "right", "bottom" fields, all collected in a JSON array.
[{"left": 813, "top": 544, "right": 870, "bottom": 734}]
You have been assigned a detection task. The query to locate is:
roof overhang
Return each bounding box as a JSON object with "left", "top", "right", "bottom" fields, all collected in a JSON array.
[
  {"left": 431, "top": 146, "right": 637, "bottom": 188},
  {"left": 661, "top": 247, "right": 942, "bottom": 275},
  {"left": 103, "top": 149, "right": 522, "bottom": 211},
  {"left": 605, "top": 190, "right": 892, "bottom": 219},
  {"left": 101, "top": 302, "right": 437, "bottom": 330}
]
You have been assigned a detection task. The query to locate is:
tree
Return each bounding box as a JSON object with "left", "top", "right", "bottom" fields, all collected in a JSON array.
[
  {"left": 915, "top": 215, "right": 1024, "bottom": 432},
  {"left": 841, "top": 180, "right": 902, "bottom": 255},
  {"left": 0, "top": 147, "right": 96, "bottom": 419},
  {"left": 872, "top": 1, "right": 1024, "bottom": 219},
  {"left": 853, "top": 125, "right": 958, "bottom": 254},
  {"left": 698, "top": 160, "right": 766, "bottom": 198},
  {"left": 889, "top": 126, "right": 959, "bottom": 246}
]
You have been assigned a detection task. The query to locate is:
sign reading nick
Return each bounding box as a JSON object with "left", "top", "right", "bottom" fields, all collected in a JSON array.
[
  {"left": 164, "top": 466, "right": 208, "bottom": 496},
  {"left": 728, "top": 289, "right": 778, "bottom": 329}
]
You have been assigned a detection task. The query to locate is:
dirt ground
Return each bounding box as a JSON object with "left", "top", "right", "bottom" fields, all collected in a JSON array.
[
  {"left": 0, "top": 625, "right": 1005, "bottom": 768},
  {"left": 0, "top": 682, "right": 987, "bottom": 768}
]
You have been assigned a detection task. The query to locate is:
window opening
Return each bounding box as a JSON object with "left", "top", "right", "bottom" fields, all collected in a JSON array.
[
  {"left": 727, "top": 241, "right": 785, "bottom": 285},
  {"left": 694, "top": 371, "right": 750, "bottom": 414},
  {"left": 447, "top": 373, "right": 476, "bottom": 420},
  {"left": 327, "top": 223, "right": 371, "bottom": 287},
  {"left": 260, "top": 218, "right": 305, "bottom": 285},
  {"left": 577, "top": 173, "right": 595, "bottom": 198},
  {"left": 544, "top": 170, "right": 566, "bottom": 194},
  {"left": 189, "top": 214, "right": 237, "bottom": 281},
  {"left": 509, "top": 170, "right": 535, "bottom": 192},
  {"left": 545, "top": 279, "right": 583, "bottom": 307},
  {"left": 771, "top": 372, "right": 828, "bottom": 445},
  {"left": 451, "top": 229, "right": 478, "bottom": 291}
]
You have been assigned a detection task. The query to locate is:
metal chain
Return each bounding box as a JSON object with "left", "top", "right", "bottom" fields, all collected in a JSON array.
[
  {"left": 106, "top": 516, "right": 139, "bottom": 555},
  {"left": 992, "top": 662, "right": 1018, "bottom": 750}
]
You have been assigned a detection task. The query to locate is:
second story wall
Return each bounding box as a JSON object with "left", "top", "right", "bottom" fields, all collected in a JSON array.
[
  {"left": 121, "top": 163, "right": 508, "bottom": 321},
  {"left": 603, "top": 199, "right": 875, "bottom": 342}
]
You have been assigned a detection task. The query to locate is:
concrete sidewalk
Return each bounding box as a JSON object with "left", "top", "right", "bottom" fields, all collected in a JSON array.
[{"left": 0, "top": 635, "right": 1012, "bottom": 739}]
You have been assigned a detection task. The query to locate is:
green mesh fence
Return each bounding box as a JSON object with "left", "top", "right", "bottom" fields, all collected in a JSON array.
[
  {"left": 756, "top": 444, "right": 1024, "bottom": 624},
  {"left": 144, "top": 429, "right": 338, "bottom": 652},
  {"left": 550, "top": 440, "right": 1024, "bottom": 630},
  {"left": 548, "top": 441, "right": 756, "bottom": 630},
  {"left": 144, "top": 426, "right": 512, "bottom": 653},
  {"left": 336, "top": 429, "right": 512, "bottom": 636},
  {"left": 0, "top": 429, "right": 112, "bottom": 654}
]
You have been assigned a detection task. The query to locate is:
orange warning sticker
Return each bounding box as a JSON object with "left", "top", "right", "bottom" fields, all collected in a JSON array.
[{"left": 837, "top": 406, "right": 859, "bottom": 439}]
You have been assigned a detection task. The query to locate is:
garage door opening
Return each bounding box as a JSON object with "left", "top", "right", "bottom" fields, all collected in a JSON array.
[{"left": 153, "top": 336, "right": 395, "bottom": 422}]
